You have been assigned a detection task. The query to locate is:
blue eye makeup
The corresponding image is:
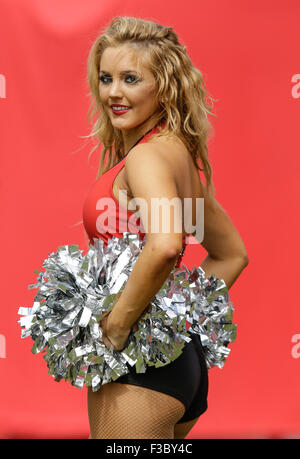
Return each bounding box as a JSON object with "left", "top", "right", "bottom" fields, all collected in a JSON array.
[{"left": 99, "top": 74, "right": 140, "bottom": 84}]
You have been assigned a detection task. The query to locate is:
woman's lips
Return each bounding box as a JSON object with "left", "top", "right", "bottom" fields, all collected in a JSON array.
[{"left": 111, "top": 106, "right": 132, "bottom": 115}]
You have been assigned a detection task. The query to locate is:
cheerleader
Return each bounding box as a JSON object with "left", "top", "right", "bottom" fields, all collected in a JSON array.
[{"left": 81, "top": 16, "right": 249, "bottom": 439}]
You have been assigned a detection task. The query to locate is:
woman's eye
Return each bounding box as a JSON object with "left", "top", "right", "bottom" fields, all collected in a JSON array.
[
  {"left": 99, "top": 75, "right": 110, "bottom": 84},
  {"left": 125, "top": 75, "right": 138, "bottom": 84},
  {"left": 99, "top": 75, "right": 139, "bottom": 84}
]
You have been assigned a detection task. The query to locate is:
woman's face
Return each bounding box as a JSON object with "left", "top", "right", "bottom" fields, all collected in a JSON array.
[{"left": 98, "top": 45, "right": 159, "bottom": 130}]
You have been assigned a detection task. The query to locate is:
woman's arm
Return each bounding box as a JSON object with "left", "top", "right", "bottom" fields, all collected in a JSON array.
[
  {"left": 107, "top": 242, "right": 181, "bottom": 333},
  {"left": 107, "top": 142, "right": 184, "bottom": 336},
  {"left": 198, "top": 182, "right": 249, "bottom": 289},
  {"left": 200, "top": 254, "right": 248, "bottom": 290}
]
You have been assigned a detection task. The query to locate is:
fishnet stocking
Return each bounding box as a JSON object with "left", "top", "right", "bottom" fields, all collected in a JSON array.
[{"left": 87, "top": 381, "right": 186, "bottom": 439}]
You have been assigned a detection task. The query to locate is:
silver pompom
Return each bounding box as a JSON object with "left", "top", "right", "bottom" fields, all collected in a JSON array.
[{"left": 18, "top": 233, "right": 237, "bottom": 391}]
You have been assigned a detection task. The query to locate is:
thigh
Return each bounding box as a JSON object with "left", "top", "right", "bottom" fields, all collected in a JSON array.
[
  {"left": 87, "top": 381, "right": 185, "bottom": 439},
  {"left": 174, "top": 416, "right": 200, "bottom": 439}
]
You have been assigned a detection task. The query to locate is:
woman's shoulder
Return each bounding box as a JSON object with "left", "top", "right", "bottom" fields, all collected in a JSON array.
[
  {"left": 149, "top": 132, "right": 192, "bottom": 171},
  {"left": 130, "top": 131, "right": 189, "bottom": 165},
  {"left": 149, "top": 131, "right": 186, "bottom": 150}
]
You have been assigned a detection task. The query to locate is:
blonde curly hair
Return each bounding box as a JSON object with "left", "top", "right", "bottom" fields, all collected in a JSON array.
[{"left": 84, "top": 16, "right": 217, "bottom": 195}]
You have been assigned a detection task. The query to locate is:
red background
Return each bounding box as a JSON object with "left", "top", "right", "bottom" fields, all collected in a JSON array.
[{"left": 1, "top": 0, "right": 300, "bottom": 438}]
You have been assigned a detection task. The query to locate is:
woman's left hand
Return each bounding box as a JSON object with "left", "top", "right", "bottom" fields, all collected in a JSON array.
[{"left": 99, "top": 311, "right": 133, "bottom": 351}]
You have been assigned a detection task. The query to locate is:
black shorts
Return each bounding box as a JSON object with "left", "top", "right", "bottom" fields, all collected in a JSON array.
[{"left": 116, "top": 333, "right": 209, "bottom": 423}]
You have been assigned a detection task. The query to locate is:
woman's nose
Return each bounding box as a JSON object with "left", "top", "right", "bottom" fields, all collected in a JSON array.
[{"left": 109, "top": 80, "right": 123, "bottom": 97}]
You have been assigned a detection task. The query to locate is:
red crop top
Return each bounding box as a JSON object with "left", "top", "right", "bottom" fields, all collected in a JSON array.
[{"left": 82, "top": 120, "right": 187, "bottom": 268}]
